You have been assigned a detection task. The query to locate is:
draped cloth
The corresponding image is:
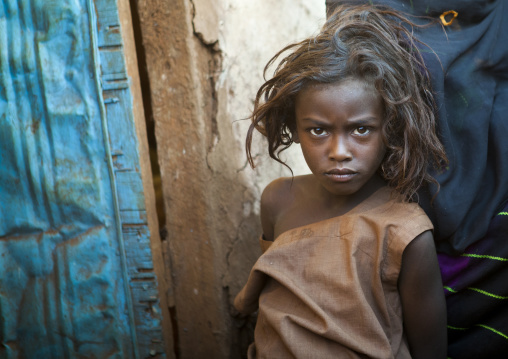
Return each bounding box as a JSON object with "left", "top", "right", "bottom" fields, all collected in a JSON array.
[{"left": 235, "top": 187, "right": 433, "bottom": 358}]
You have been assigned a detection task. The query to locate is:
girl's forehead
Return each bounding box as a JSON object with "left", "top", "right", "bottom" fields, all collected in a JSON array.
[
  {"left": 295, "top": 78, "right": 384, "bottom": 119},
  {"left": 302, "top": 78, "right": 380, "bottom": 100}
]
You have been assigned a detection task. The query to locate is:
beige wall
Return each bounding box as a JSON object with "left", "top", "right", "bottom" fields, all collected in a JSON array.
[{"left": 136, "top": 0, "right": 325, "bottom": 357}]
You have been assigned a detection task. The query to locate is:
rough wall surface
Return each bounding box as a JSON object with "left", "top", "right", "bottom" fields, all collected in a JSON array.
[{"left": 135, "top": 0, "right": 325, "bottom": 357}]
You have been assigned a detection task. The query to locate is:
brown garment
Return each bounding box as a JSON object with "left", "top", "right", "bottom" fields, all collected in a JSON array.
[{"left": 234, "top": 187, "right": 433, "bottom": 358}]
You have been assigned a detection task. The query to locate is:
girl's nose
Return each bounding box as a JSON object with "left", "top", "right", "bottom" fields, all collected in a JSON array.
[{"left": 328, "top": 135, "right": 352, "bottom": 162}]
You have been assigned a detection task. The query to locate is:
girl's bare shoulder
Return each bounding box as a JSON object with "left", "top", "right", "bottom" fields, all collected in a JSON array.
[
  {"left": 260, "top": 175, "right": 314, "bottom": 240},
  {"left": 261, "top": 175, "right": 313, "bottom": 211},
  {"left": 261, "top": 177, "right": 293, "bottom": 218}
]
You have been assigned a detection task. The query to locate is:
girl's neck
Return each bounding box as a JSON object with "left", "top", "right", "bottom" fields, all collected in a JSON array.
[{"left": 312, "top": 173, "right": 386, "bottom": 215}]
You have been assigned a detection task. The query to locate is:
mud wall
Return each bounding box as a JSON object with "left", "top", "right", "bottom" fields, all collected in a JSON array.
[{"left": 132, "top": 0, "right": 325, "bottom": 357}]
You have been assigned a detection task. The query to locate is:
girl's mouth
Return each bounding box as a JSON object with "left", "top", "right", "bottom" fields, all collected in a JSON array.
[{"left": 325, "top": 169, "right": 357, "bottom": 182}]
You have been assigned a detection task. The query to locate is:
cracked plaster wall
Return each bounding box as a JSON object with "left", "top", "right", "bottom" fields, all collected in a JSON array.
[{"left": 135, "top": 0, "right": 325, "bottom": 357}]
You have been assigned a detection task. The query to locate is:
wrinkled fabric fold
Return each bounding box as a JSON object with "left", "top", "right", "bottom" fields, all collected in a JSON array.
[{"left": 235, "top": 187, "right": 433, "bottom": 358}]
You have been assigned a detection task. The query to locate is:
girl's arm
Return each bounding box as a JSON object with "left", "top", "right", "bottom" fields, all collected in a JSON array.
[
  {"left": 398, "top": 230, "right": 447, "bottom": 359},
  {"left": 260, "top": 182, "right": 276, "bottom": 241}
]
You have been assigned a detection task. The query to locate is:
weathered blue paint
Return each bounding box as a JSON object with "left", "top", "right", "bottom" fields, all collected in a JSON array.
[{"left": 0, "top": 0, "right": 166, "bottom": 358}]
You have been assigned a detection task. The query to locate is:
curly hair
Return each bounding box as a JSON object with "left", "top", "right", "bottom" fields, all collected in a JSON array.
[{"left": 245, "top": 4, "right": 447, "bottom": 200}]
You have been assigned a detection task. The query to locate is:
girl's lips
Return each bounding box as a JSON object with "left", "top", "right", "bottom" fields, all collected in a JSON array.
[{"left": 325, "top": 169, "right": 357, "bottom": 182}]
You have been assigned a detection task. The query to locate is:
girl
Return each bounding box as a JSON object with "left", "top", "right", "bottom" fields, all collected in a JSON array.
[{"left": 234, "top": 4, "right": 448, "bottom": 359}]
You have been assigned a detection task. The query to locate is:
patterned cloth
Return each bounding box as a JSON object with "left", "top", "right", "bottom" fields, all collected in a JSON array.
[{"left": 438, "top": 204, "right": 508, "bottom": 358}]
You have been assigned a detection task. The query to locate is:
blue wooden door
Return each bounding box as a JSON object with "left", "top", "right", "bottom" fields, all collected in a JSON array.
[{"left": 0, "top": 0, "right": 166, "bottom": 357}]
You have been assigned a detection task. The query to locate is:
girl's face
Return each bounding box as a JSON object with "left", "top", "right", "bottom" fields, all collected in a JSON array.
[{"left": 294, "top": 79, "right": 386, "bottom": 197}]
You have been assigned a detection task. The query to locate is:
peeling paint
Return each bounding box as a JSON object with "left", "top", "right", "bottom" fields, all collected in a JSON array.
[{"left": 0, "top": 0, "right": 166, "bottom": 357}]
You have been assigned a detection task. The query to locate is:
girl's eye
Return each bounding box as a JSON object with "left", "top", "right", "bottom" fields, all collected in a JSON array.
[
  {"left": 353, "top": 126, "right": 370, "bottom": 136},
  {"left": 310, "top": 128, "right": 328, "bottom": 136}
]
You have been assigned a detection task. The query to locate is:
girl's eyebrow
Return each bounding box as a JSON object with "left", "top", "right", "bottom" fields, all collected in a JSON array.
[
  {"left": 299, "top": 118, "right": 329, "bottom": 126},
  {"left": 347, "top": 117, "right": 380, "bottom": 125},
  {"left": 300, "top": 116, "right": 380, "bottom": 126}
]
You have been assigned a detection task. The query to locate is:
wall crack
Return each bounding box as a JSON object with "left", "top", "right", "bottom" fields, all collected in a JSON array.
[{"left": 189, "top": 0, "right": 223, "bottom": 159}]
